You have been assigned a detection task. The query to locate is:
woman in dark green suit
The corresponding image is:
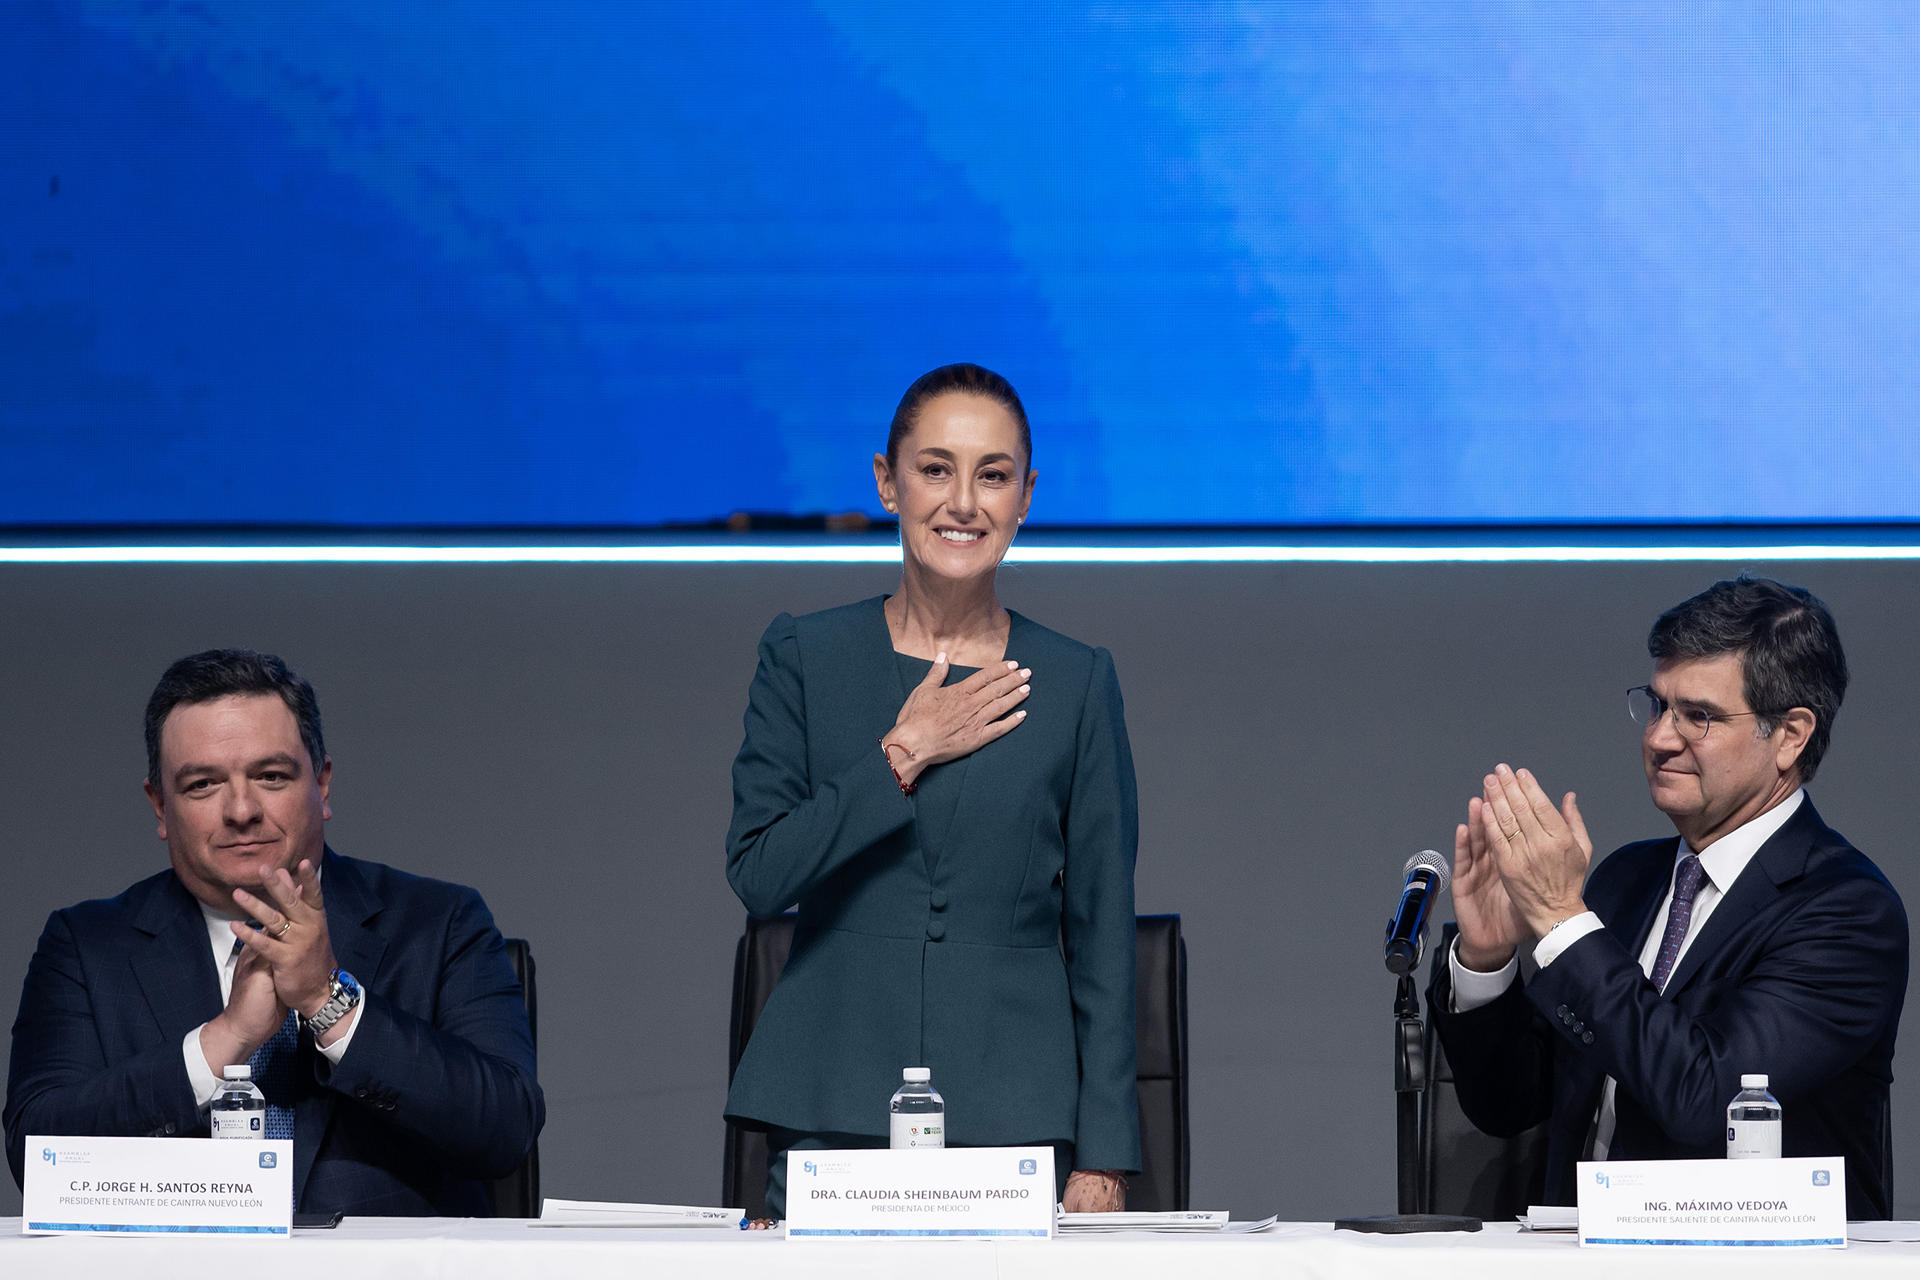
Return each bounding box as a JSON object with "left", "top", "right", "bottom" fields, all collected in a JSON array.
[{"left": 725, "top": 364, "right": 1140, "bottom": 1218}]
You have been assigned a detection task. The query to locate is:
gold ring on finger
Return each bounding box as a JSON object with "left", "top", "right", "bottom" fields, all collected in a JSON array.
[{"left": 275, "top": 919, "right": 293, "bottom": 939}]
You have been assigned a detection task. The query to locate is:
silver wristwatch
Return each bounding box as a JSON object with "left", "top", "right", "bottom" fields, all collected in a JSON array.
[{"left": 306, "top": 969, "right": 362, "bottom": 1034}]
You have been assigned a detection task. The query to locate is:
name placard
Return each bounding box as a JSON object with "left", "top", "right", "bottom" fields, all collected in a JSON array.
[
  {"left": 24, "top": 1135, "right": 294, "bottom": 1237},
  {"left": 1577, "top": 1157, "right": 1845, "bottom": 1248},
  {"left": 785, "top": 1146, "right": 1054, "bottom": 1239}
]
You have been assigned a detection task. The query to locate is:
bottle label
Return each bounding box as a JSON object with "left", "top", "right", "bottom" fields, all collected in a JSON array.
[
  {"left": 889, "top": 1112, "right": 944, "bottom": 1150},
  {"left": 211, "top": 1109, "right": 265, "bottom": 1140},
  {"left": 1726, "top": 1120, "right": 1781, "bottom": 1159}
]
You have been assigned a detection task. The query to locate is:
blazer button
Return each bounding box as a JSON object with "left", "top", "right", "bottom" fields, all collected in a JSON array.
[
  {"left": 164, "top": 1122, "right": 177, "bottom": 1135},
  {"left": 1559, "top": 1010, "right": 1575, "bottom": 1026},
  {"left": 926, "top": 920, "right": 946, "bottom": 942},
  {"left": 1555, "top": 1004, "right": 1570, "bottom": 1018},
  {"left": 1581, "top": 1031, "right": 1595, "bottom": 1045},
  {"left": 930, "top": 889, "right": 949, "bottom": 911}
]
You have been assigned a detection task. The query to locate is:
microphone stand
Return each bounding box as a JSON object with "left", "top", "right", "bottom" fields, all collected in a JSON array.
[
  {"left": 1394, "top": 973, "right": 1425, "bottom": 1214},
  {"left": 1333, "top": 951, "right": 1481, "bottom": 1233}
]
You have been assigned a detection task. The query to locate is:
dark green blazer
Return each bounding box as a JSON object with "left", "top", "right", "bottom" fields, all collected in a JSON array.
[{"left": 724, "top": 597, "right": 1141, "bottom": 1171}]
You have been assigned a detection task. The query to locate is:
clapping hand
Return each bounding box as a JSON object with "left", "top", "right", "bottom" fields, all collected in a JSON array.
[
  {"left": 230, "top": 858, "right": 348, "bottom": 1043},
  {"left": 1450, "top": 796, "right": 1531, "bottom": 972},
  {"left": 1476, "top": 764, "right": 1593, "bottom": 938},
  {"left": 199, "top": 933, "right": 291, "bottom": 1073}
]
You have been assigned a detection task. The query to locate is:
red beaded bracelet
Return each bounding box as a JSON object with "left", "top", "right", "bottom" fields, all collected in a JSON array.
[{"left": 879, "top": 739, "right": 917, "bottom": 795}]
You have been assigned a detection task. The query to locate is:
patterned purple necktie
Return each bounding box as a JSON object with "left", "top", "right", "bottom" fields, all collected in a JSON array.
[{"left": 1649, "top": 853, "right": 1706, "bottom": 992}]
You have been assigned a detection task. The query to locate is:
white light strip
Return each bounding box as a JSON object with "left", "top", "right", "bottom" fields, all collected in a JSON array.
[{"left": 1, "top": 543, "right": 1918, "bottom": 565}]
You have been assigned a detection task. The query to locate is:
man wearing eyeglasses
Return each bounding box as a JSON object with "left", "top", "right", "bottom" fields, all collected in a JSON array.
[{"left": 1430, "top": 574, "right": 1908, "bottom": 1219}]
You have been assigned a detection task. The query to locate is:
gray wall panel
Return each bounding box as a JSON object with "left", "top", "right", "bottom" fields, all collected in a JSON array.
[{"left": 1, "top": 559, "right": 1914, "bottom": 1218}]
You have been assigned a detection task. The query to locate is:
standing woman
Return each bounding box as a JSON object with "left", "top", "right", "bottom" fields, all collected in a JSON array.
[{"left": 725, "top": 363, "right": 1140, "bottom": 1217}]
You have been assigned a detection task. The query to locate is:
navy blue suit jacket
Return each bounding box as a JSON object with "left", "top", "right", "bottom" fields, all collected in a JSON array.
[
  {"left": 5, "top": 850, "right": 543, "bottom": 1215},
  {"left": 1430, "top": 798, "right": 1908, "bottom": 1219}
]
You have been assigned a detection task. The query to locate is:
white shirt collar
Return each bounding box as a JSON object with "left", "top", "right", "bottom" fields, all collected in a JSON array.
[
  {"left": 1682, "top": 787, "right": 1805, "bottom": 893},
  {"left": 198, "top": 899, "right": 246, "bottom": 968}
]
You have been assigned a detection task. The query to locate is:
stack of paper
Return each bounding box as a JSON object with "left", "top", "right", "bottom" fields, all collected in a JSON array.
[
  {"left": 1518, "top": 1205, "right": 1579, "bottom": 1232},
  {"left": 532, "top": 1198, "right": 743, "bottom": 1228},
  {"left": 1055, "top": 1210, "right": 1232, "bottom": 1233}
]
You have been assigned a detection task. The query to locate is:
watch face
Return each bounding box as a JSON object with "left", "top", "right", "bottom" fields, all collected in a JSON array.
[{"left": 311, "top": 970, "right": 362, "bottom": 1030}]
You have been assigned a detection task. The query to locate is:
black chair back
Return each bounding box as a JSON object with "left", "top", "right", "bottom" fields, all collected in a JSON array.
[
  {"left": 1418, "top": 924, "right": 1547, "bottom": 1217},
  {"left": 1130, "top": 914, "right": 1190, "bottom": 1212},
  {"left": 487, "top": 937, "right": 542, "bottom": 1217},
  {"left": 723, "top": 913, "right": 1190, "bottom": 1215}
]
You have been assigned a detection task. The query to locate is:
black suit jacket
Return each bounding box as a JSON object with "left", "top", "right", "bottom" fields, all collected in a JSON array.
[
  {"left": 5, "top": 850, "right": 543, "bottom": 1215},
  {"left": 1431, "top": 798, "right": 1908, "bottom": 1219}
]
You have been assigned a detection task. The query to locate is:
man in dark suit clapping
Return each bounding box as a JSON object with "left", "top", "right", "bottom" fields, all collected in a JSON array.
[
  {"left": 5, "top": 649, "right": 543, "bottom": 1215},
  {"left": 1431, "top": 575, "right": 1908, "bottom": 1219}
]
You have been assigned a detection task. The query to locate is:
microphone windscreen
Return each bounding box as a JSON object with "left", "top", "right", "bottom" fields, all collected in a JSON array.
[{"left": 1402, "top": 848, "right": 1451, "bottom": 896}]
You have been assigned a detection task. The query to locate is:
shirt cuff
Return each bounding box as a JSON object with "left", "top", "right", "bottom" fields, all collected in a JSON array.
[
  {"left": 1448, "top": 936, "right": 1520, "bottom": 1012},
  {"left": 186, "top": 995, "right": 367, "bottom": 1105},
  {"left": 184, "top": 1025, "right": 224, "bottom": 1108},
  {"left": 1531, "top": 911, "right": 1603, "bottom": 968},
  {"left": 314, "top": 994, "right": 367, "bottom": 1065}
]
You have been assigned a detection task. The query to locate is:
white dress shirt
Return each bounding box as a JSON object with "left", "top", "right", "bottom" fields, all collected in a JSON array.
[
  {"left": 1449, "top": 789, "right": 1805, "bottom": 1158},
  {"left": 180, "top": 899, "right": 367, "bottom": 1106}
]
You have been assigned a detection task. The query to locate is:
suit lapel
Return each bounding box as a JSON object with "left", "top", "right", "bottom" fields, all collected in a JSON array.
[
  {"left": 130, "top": 874, "right": 223, "bottom": 1045},
  {"left": 1600, "top": 839, "right": 1678, "bottom": 963},
  {"left": 293, "top": 850, "right": 388, "bottom": 1208}
]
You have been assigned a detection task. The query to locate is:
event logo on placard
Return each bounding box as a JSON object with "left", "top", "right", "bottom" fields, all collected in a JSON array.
[
  {"left": 799, "top": 1156, "right": 854, "bottom": 1178},
  {"left": 1813, "top": 1170, "right": 1831, "bottom": 1186},
  {"left": 1019, "top": 1159, "right": 1037, "bottom": 1175}
]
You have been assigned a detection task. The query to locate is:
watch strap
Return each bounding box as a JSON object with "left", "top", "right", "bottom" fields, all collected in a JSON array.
[{"left": 305, "top": 969, "right": 362, "bottom": 1034}]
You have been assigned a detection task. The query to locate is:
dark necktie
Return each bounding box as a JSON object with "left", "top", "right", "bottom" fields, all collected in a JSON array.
[
  {"left": 1649, "top": 853, "right": 1707, "bottom": 992},
  {"left": 230, "top": 939, "right": 299, "bottom": 1140},
  {"left": 247, "top": 1012, "right": 299, "bottom": 1141}
]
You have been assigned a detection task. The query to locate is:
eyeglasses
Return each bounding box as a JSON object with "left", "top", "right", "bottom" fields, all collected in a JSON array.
[{"left": 1626, "top": 686, "right": 1769, "bottom": 741}]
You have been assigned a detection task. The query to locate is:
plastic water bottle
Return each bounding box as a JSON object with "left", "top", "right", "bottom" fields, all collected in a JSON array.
[
  {"left": 1726, "top": 1073, "right": 1781, "bottom": 1159},
  {"left": 212, "top": 1064, "right": 267, "bottom": 1139},
  {"left": 889, "top": 1067, "right": 945, "bottom": 1150}
]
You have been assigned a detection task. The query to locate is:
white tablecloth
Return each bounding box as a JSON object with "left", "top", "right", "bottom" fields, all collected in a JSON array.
[{"left": 5, "top": 1217, "right": 1918, "bottom": 1279}]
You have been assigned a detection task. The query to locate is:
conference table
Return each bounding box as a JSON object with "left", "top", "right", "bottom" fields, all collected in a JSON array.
[{"left": 5, "top": 1217, "right": 1919, "bottom": 1278}]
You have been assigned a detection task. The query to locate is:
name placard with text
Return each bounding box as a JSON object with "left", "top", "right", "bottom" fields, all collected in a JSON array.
[
  {"left": 1577, "top": 1157, "right": 1845, "bottom": 1248},
  {"left": 785, "top": 1146, "right": 1054, "bottom": 1239},
  {"left": 24, "top": 1135, "right": 294, "bottom": 1237}
]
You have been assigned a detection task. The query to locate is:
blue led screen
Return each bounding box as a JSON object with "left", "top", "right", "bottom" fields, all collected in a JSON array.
[{"left": 4, "top": 2, "right": 1917, "bottom": 525}]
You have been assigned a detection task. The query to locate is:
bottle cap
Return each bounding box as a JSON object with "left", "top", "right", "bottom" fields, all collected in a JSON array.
[
  {"left": 223, "top": 1065, "right": 253, "bottom": 1081},
  {"left": 902, "top": 1067, "right": 931, "bottom": 1083},
  {"left": 1740, "top": 1073, "right": 1768, "bottom": 1089}
]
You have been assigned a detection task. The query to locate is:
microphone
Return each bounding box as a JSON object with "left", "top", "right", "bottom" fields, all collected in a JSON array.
[{"left": 1383, "top": 850, "right": 1451, "bottom": 976}]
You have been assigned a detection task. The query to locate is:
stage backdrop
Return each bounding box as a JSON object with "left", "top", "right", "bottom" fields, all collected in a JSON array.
[
  {"left": 1, "top": 558, "right": 1916, "bottom": 1219},
  {"left": 6, "top": 2, "right": 1920, "bottom": 525}
]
